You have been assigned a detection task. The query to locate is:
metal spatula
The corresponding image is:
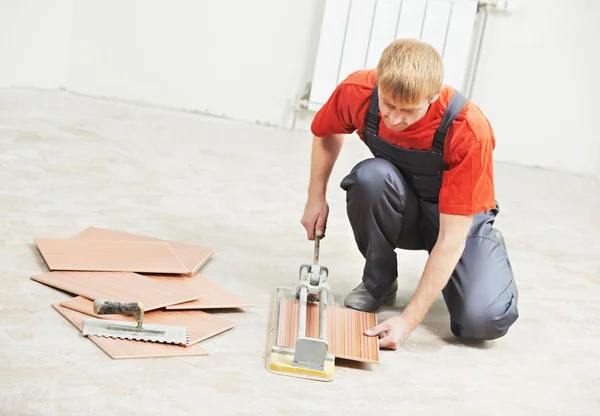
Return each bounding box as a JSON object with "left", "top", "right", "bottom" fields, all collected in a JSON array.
[{"left": 82, "top": 299, "right": 190, "bottom": 345}]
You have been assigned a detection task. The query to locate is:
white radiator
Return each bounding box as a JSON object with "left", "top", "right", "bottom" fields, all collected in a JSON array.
[{"left": 305, "top": 0, "right": 479, "bottom": 112}]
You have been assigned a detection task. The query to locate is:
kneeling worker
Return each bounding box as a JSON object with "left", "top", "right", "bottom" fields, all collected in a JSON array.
[{"left": 300, "top": 39, "right": 519, "bottom": 349}]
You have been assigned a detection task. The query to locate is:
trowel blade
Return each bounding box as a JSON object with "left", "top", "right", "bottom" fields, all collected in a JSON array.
[{"left": 82, "top": 317, "right": 190, "bottom": 345}]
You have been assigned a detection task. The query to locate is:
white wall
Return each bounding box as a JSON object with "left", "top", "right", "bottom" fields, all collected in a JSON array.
[
  {"left": 0, "top": 0, "right": 72, "bottom": 89},
  {"left": 588, "top": 0, "right": 600, "bottom": 180},
  {"left": 0, "top": 0, "right": 324, "bottom": 128},
  {"left": 0, "top": 0, "right": 598, "bottom": 178},
  {"left": 471, "top": 0, "right": 597, "bottom": 176},
  {"left": 65, "top": 0, "right": 324, "bottom": 127}
]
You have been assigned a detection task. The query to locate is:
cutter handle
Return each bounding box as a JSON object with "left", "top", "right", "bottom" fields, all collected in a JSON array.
[{"left": 93, "top": 299, "right": 144, "bottom": 328}]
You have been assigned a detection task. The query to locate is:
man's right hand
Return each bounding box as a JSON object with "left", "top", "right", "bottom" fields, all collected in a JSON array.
[{"left": 301, "top": 197, "right": 329, "bottom": 240}]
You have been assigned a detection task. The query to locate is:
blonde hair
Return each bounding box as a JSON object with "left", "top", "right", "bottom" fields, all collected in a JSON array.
[{"left": 376, "top": 39, "right": 444, "bottom": 104}]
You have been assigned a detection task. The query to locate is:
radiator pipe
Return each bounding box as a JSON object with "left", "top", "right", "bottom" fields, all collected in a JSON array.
[{"left": 467, "top": 2, "right": 492, "bottom": 98}]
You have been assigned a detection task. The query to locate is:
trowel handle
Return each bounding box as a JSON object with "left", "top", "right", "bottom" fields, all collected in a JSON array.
[{"left": 93, "top": 299, "right": 144, "bottom": 328}]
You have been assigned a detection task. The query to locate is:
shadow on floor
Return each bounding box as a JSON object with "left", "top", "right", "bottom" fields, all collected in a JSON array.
[
  {"left": 27, "top": 243, "right": 50, "bottom": 273},
  {"left": 376, "top": 293, "right": 494, "bottom": 351},
  {"left": 335, "top": 358, "right": 373, "bottom": 371}
]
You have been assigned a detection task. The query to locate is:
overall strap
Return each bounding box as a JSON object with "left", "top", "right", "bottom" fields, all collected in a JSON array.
[
  {"left": 432, "top": 90, "right": 468, "bottom": 154},
  {"left": 365, "top": 84, "right": 380, "bottom": 134}
]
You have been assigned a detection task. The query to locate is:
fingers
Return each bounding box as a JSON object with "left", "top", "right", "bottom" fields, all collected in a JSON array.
[
  {"left": 364, "top": 323, "right": 388, "bottom": 337},
  {"left": 317, "top": 204, "right": 329, "bottom": 239},
  {"left": 365, "top": 322, "right": 400, "bottom": 350},
  {"left": 307, "top": 227, "right": 315, "bottom": 240},
  {"left": 300, "top": 217, "right": 316, "bottom": 240},
  {"left": 301, "top": 200, "right": 328, "bottom": 241},
  {"left": 301, "top": 216, "right": 324, "bottom": 240},
  {"left": 315, "top": 216, "right": 326, "bottom": 239},
  {"left": 378, "top": 336, "right": 399, "bottom": 350}
]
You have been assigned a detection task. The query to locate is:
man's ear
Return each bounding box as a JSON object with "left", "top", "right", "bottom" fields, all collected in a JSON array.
[
  {"left": 429, "top": 91, "right": 442, "bottom": 104},
  {"left": 429, "top": 85, "right": 444, "bottom": 103}
]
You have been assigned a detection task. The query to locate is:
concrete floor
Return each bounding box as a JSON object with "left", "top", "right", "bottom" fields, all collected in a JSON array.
[{"left": 1, "top": 88, "right": 599, "bottom": 415}]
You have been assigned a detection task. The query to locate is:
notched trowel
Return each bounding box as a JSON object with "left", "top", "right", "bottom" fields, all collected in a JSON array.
[{"left": 82, "top": 299, "right": 190, "bottom": 346}]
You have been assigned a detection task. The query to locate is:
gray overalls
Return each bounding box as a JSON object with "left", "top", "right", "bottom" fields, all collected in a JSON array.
[{"left": 340, "top": 86, "right": 519, "bottom": 340}]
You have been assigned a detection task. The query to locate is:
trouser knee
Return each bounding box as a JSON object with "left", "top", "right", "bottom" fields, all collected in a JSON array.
[
  {"left": 452, "top": 294, "right": 519, "bottom": 341},
  {"left": 340, "top": 158, "right": 408, "bottom": 204}
]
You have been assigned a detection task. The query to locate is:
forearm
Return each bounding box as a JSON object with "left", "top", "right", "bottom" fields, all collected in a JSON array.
[
  {"left": 308, "top": 135, "right": 344, "bottom": 199},
  {"left": 401, "top": 239, "right": 466, "bottom": 330}
]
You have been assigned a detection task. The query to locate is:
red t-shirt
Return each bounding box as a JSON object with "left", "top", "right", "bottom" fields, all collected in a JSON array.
[{"left": 310, "top": 69, "right": 496, "bottom": 215}]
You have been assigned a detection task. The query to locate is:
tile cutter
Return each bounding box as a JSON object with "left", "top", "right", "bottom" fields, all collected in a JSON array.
[{"left": 266, "top": 234, "right": 335, "bottom": 381}]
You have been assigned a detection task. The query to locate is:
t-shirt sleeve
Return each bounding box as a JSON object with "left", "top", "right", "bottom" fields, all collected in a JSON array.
[
  {"left": 310, "top": 83, "right": 368, "bottom": 137},
  {"left": 439, "top": 138, "right": 496, "bottom": 215}
]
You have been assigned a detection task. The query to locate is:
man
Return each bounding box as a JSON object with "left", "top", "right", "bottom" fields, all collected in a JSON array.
[{"left": 300, "top": 39, "right": 519, "bottom": 350}]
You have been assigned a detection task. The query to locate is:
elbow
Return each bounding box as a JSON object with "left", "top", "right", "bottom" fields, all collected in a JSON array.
[{"left": 435, "top": 213, "right": 474, "bottom": 255}]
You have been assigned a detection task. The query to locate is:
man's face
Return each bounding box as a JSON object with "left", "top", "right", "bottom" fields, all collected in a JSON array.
[{"left": 378, "top": 89, "right": 440, "bottom": 132}]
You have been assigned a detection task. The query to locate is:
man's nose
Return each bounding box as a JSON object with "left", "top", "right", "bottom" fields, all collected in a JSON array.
[{"left": 389, "top": 111, "right": 403, "bottom": 125}]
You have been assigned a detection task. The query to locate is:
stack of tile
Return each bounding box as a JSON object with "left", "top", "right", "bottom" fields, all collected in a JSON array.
[{"left": 30, "top": 227, "right": 252, "bottom": 359}]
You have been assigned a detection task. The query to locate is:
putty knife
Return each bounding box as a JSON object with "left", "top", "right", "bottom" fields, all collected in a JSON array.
[{"left": 82, "top": 299, "right": 190, "bottom": 345}]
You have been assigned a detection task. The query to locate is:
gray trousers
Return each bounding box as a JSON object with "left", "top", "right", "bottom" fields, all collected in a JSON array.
[{"left": 340, "top": 158, "right": 519, "bottom": 340}]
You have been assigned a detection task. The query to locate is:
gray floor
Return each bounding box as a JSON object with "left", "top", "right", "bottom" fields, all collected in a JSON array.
[{"left": 1, "top": 88, "right": 599, "bottom": 416}]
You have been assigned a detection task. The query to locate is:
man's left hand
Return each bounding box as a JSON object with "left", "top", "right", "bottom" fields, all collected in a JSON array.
[{"left": 364, "top": 315, "right": 413, "bottom": 350}]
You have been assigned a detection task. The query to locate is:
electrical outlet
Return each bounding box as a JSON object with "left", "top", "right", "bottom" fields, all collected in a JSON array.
[
  {"left": 495, "top": 0, "right": 518, "bottom": 12},
  {"left": 478, "top": 0, "right": 518, "bottom": 12}
]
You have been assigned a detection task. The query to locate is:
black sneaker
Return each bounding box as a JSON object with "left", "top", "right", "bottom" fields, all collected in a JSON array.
[{"left": 344, "top": 280, "right": 398, "bottom": 312}]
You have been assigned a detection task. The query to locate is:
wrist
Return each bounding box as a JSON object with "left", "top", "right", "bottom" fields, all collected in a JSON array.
[
  {"left": 399, "top": 309, "right": 421, "bottom": 332},
  {"left": 308, "top": 185, "right": 326, "bottom": 201}
]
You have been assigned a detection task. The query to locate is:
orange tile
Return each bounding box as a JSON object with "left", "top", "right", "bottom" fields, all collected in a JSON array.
[
  {"left": 76, "top": 227, "right": 213, "bottom": 275},
  {"left": 52, "top": 304, "right": 209, "bottom": 359},
  {"left": 159, "top": 274, "right": 252, "bottom": 310},
  {"left": 60, "top": 296, "right": 236, "bottom": 346},
  {"left": 35, "top": 238, "right": 188, "bottom": 274},
  {"left": 276, "top": 298, "right": 379, "bottom": 363},
  {"left": 30, "top": 271, "right": 199, "bottom": 311}
]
